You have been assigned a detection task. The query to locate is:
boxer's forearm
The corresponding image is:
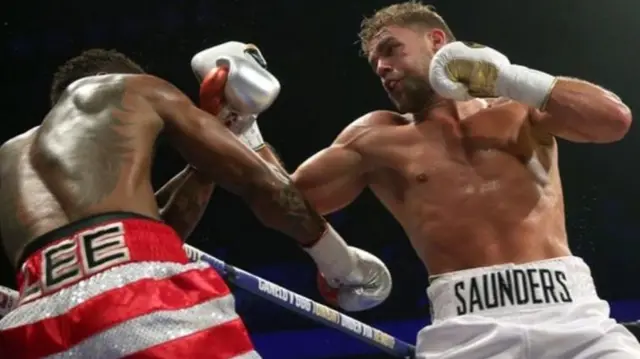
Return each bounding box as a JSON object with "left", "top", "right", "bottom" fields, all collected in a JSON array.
[
  {"left": 255, "top": 144, "right": 356, "bottom": 215},
  {"left": 250, "top": 144, "right": 329, "bottom": 245},
  {"left": 256, "top": 143, "right": 286, "bottom": 170},
  {"left": 156, "top": 166, "right": 215, "bottom": 239},
  {"left": 532, "top": 77, "right": 631, "bottom": 143},
  {"left": 245, "top": 163, "right": 328, "bottom": 246}
]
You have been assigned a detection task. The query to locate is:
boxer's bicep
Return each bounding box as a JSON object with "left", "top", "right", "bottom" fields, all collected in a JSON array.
[
  {"left": 167, "top": 108, "right": 327, "bottom": 243},
  {"left": 293, "top": 146, "right": 366, "bottom": 215},
  {"left": 529, "top": 110, "right": 592, "bottom": 143},
  {"left": 164, "top": 104, "right": 273, "bottom": 197},
  {"left": 293, "top": 123, "right": 371, "bottom": 215},
  {"left": 145, "top": 77, "right": 328, "bottom": 244},
  {"left": 145, "top": 78, "right": 272, "bottom": 197}
]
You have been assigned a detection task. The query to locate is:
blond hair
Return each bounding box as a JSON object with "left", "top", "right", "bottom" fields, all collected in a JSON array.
[{"left": 359, "top": 1, "right": 456, "bottom": 55}]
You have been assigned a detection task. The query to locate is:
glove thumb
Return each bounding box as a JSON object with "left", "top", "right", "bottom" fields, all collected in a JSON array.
[{"left": 199, "top": 66, "right": 229, "bottom": 115}]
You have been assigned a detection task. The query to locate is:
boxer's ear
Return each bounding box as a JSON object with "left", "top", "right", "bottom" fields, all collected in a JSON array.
[{"left": 427, "top": 28, "right": 447, "bottom": 52}]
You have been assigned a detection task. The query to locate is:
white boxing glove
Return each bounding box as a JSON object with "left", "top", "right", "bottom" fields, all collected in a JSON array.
[
  {"left": 429, "top": 41, "right": 557, "bottom": 109},
  {"left": 191, "top": 41, "right": 280, "bottom": 150},
  {"left": 306, "top": 226, "right": 392, "bottom": 312}
]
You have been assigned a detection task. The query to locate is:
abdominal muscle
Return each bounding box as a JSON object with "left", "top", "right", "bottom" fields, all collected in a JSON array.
[{"left": 369, "top": 155, "right": 571, "bottom": 276}]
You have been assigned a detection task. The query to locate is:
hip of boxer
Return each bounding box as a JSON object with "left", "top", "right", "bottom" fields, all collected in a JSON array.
[
  {"left": 0, "top": 212, "right": 259, "bottom": 359},
  {"left": 416, "top": 257, "right": 640, "bottom": 359}
]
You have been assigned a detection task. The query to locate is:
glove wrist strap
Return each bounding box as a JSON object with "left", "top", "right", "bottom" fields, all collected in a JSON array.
[
  {"left": 237, "top": 121, "right": 265, "bottom": 150},
  {"left": 497, "top": 64, "right": 557, "bottom": 110},
  {"left": 303, "top": 225, "right": 356, "bottom": 281}
]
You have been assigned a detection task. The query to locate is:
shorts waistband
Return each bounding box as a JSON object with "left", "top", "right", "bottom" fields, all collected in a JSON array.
[
  {"left": 17, "top": 212, "right": 188, "bottom": 304},
  {"left": 427, "top": 256, "right": 599, "bottom": 321},
  {"left": 19, "top": 212, "right": 163, "bottom": 266}
]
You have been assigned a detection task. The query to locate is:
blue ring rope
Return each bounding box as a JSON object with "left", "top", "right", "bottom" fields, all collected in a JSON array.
[{"left": 184, "top": 244, "right": 416, "bottom": 358}]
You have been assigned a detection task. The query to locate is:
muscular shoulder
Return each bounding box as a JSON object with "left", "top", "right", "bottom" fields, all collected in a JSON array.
[
  {"left": 67, "top": 74, "right": 185, "bottom": 124},
  {"left": 0, "top": 128, "right": 38, "bottom": 154},
  {"left": 335, "top": 110, "right": 406, "bottom": 148},
  {"left": 66, "top": 74, "right": 180, "bottom": 102},
  {"left": 121, "top": 74, "right": 193, "bottom": 114},
  {"left": 0, "top": 128, "right": 38, "bottom": 177}
]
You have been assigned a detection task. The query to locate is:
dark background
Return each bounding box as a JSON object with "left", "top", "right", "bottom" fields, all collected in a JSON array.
[{"left": 3, "top": 0, "right": 640, "bottom": 357}]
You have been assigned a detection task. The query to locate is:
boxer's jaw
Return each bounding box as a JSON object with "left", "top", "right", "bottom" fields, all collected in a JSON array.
[{"left": 367, "top": 26, "right": 439, "bottom": 113}]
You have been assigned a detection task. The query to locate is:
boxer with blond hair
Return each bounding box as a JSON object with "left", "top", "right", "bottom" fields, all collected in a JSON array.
[{"left": 236, "top": 2, "right": 640, "bottom": 358}]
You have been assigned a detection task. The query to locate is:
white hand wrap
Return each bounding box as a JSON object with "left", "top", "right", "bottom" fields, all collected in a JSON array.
[
  {"left": 306, "top": 225, "right": 392, "bottom": 312},
  {"left": 304, "top": 225, "right": 356, "bottom": 280},
  {"left": 429, "top": 41, "right": 557, "bottom": 109},
  {"left": 498, "top": 64, "right": 557, "bottom": 110}
]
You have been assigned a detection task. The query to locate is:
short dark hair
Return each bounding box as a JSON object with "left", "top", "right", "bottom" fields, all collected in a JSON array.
[
  {"left": 359, "top": 1, "right": 456, "bottom": 56},
  {"left": 50, "top": 48, "right": 144, "bottom": 106}
]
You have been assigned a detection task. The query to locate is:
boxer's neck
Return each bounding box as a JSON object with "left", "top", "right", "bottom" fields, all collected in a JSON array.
[
  {"left": 413, "top": 97, "right": 486, "bottom": 123},
  {"left": 413, "top": 95, "right": 457, "bottom": 123}
]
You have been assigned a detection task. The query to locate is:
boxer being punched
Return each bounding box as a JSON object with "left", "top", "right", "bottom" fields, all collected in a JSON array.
[
  {"left": 0, "top": 47, "right": 389, "bottom": 358},
  {"left": 245, "top": 3, "right": 640, "bottom": 358}
]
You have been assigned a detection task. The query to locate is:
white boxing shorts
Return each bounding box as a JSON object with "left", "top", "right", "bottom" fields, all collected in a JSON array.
[
  {"left": 0, "top": 212, "right": 260, "bottom": 359},
  {"left": 417, "top": 256, "right": 640, "bottom": 359}
]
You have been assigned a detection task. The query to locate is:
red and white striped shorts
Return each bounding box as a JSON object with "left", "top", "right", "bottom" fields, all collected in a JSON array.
[{"left": 0, "top": 212, "right": 259, "bottom": 359}]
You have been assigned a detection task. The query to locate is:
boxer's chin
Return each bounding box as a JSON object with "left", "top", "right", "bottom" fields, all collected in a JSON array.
[
  {"left": 392, "top": 98, "right": 412, "bottom": 113},
  {"left": 394, "top": 78, "right": 434, "bottom": 113}
]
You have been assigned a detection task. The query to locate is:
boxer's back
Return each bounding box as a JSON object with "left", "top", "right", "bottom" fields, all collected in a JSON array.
[
  {"left": 0, "top": 129, "right": 68, "bottom": 266},
  {"left": 32, "top": 74, "right": 163, "bottom": 229}
]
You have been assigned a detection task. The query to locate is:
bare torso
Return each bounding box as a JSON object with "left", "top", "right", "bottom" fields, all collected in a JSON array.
[
  {"left": 0, "top": 74, "right": 163, "bottom": 267},
  {"left": 360, "top": 100, "right": 570, "bottom": 275},
  {"left": 0, "top": 129, "right": 68, "bottom": 265}
]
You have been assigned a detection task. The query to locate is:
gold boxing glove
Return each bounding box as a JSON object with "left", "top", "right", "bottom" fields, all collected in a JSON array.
[{"left": 429, "top": 41, "right": 556, "bottom": 110}]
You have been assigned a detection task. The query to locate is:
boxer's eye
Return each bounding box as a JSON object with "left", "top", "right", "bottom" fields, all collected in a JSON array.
[
  {"left": 383, "top": 43, "right": 401, "bottom": 56},
  {"left": 244, "top": 48, "right": 267, "bottom": 69}
]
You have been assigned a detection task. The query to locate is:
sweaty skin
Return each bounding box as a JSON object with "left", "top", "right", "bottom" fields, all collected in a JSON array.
[
  {"left": 155, "top": 165, "right": 216, "bottom": 240},
  {"left": 0, "top": 136, "right": 213, "bottom": 268},
  {"left": 259, "top": 27, "right": 630, "bottom": 276},
  {"left": 0, "top": 128, "right": 68, "bottom": 266},
  {"left": 0, "top": 73, "right": 326, "bottom": 269},
  {"left": 289, "top": 102, "right": 567, "bottom": 275}
]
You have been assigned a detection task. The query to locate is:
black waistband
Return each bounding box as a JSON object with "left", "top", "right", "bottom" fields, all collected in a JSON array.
[{"left": 19, "top": 211, "right": 163, "bottom": 267}]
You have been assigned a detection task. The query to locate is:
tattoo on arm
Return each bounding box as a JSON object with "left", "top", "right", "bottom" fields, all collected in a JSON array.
[
  {"left": 253, "top": 165, "right": 326, "bottom": 246},
  {"left": 159, "top": 170, "right": 215, "bottom": 240}
]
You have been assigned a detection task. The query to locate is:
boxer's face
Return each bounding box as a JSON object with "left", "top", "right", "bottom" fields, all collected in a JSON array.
[{"left": 368, "top": 26, "right": 446, "bottom": 113}]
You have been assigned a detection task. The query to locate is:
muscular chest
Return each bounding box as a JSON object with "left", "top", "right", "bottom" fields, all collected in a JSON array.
[{"left": 366, "top": 111, "right": 549, "bottom": 203}]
